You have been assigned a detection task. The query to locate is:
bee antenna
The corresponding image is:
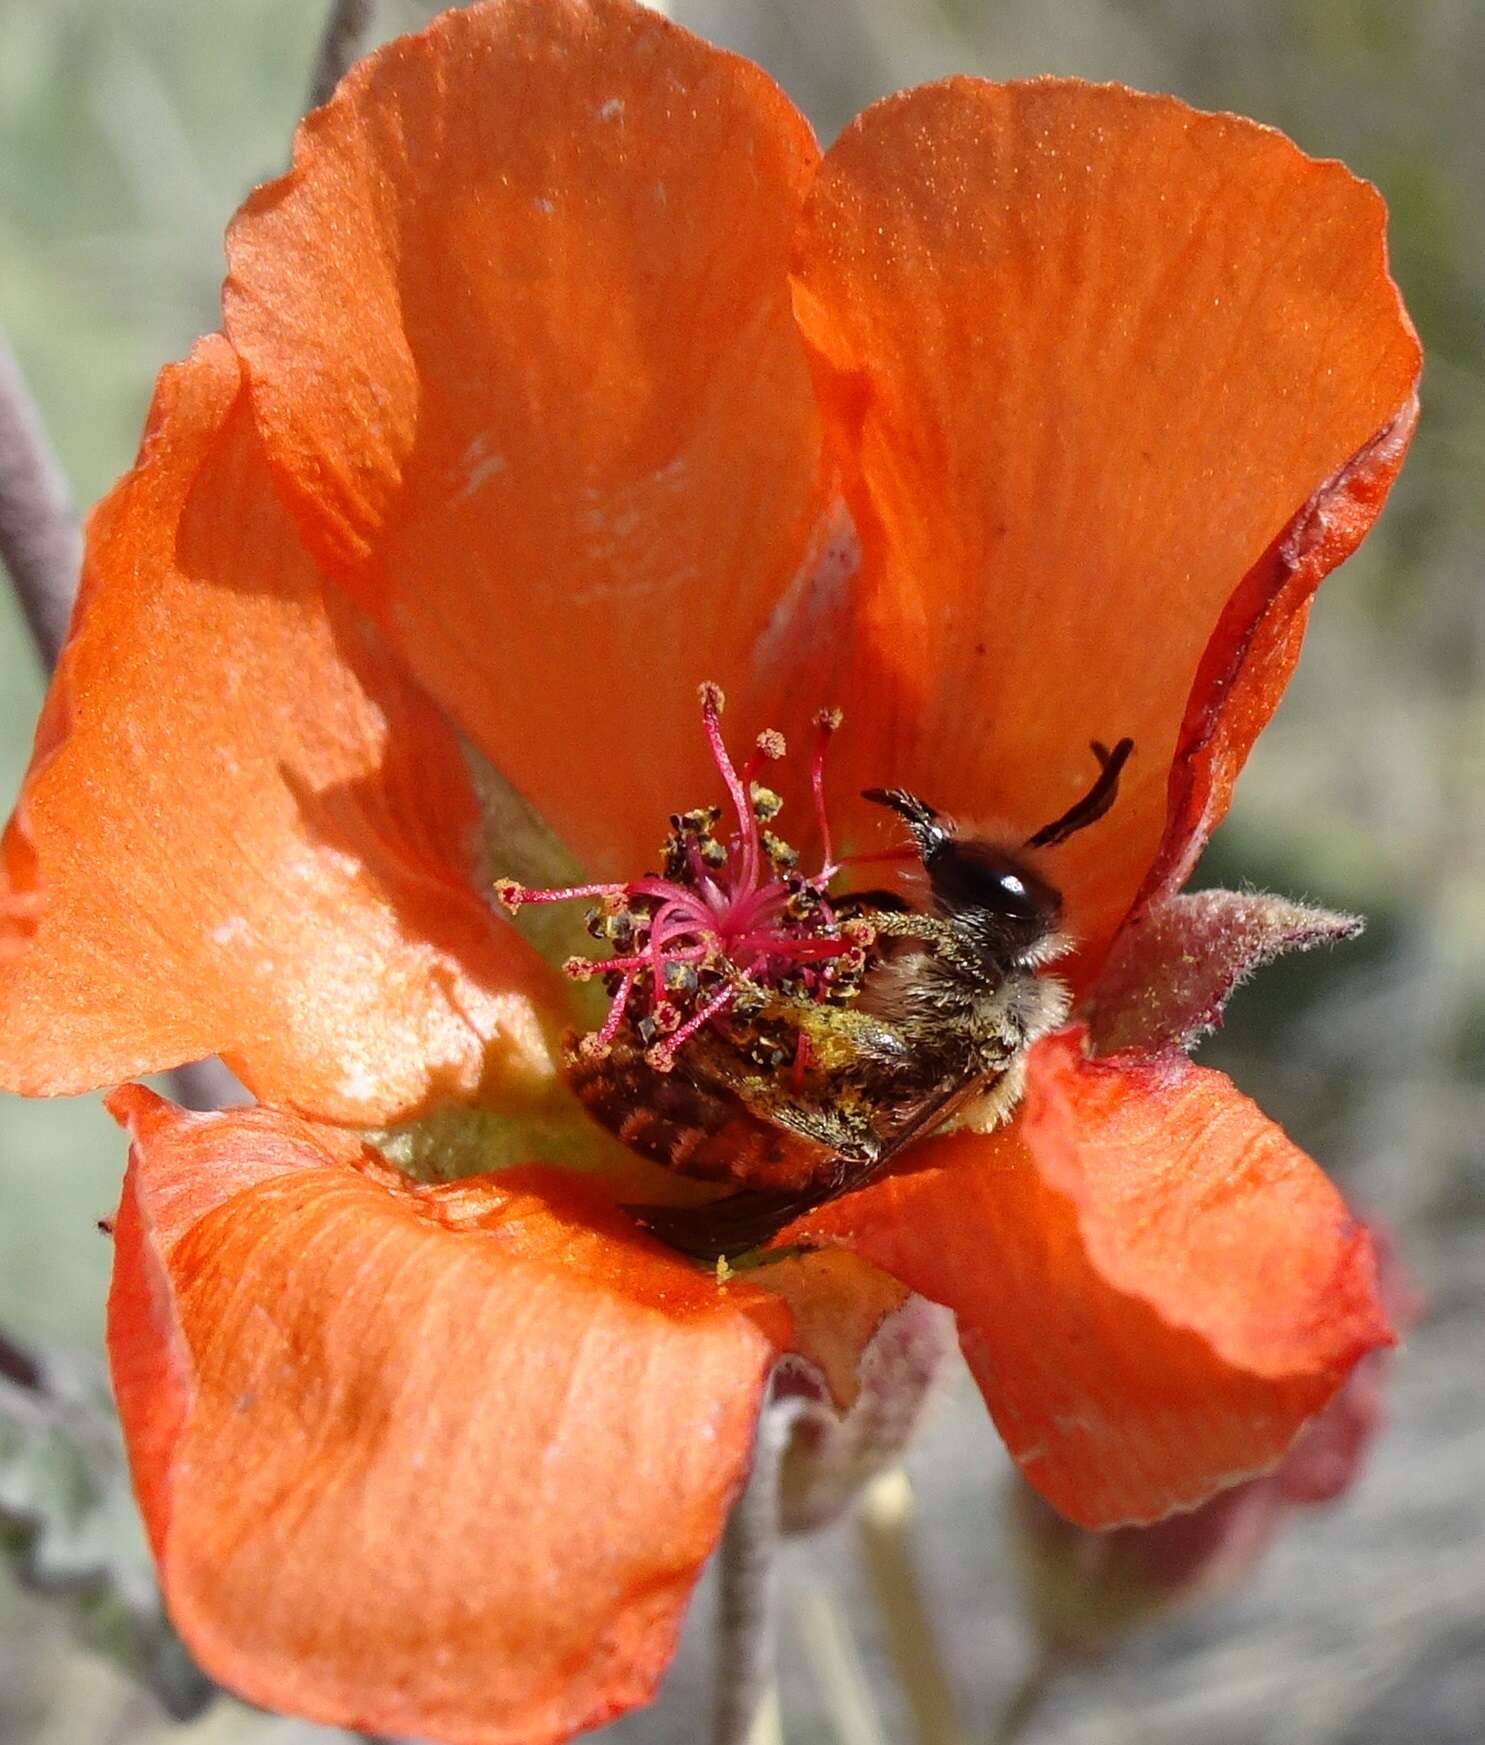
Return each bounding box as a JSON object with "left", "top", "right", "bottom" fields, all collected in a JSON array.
[
  {"left": 1025, "top": 737, "right": 1135, "bottom": 849},
  {"left": 862, "top": 787, "right": 949, "bottom": 861}
]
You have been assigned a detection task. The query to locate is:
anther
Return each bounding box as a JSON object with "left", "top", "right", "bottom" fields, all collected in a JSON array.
[{"left": 494, "top": 877, "right": 523, "bottom": 912}]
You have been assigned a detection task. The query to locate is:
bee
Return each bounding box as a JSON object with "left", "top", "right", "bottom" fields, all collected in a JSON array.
[{"left": 569, "top": 736, "right": 1135, "bottom": 1262}]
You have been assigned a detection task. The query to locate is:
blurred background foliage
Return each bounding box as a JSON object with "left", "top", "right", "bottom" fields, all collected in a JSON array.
[{"left": 1, "top": 1, "right": 1481, "bottom": 1741}]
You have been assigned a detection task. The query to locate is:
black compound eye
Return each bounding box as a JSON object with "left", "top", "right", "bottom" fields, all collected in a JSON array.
[
  {"left": 987, "top": 868, "right": 1036, "bottom": 917},
  {"left": 929, "top": 841, "right": 1061, "bottom": 933}
]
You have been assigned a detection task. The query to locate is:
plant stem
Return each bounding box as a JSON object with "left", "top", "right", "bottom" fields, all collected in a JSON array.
[
  {"left": 714, "top": 1396, "right": 789, "bottom": 1745},
  {"left": 987, "top": 1648, "right": 1062, "bottom": 1745},
  {"left": 797, "top": 1583, "right": 889, "bottom": 1745},
  {"left": 857, "top": 1468, "right": 967, "bottom": 1745},
  {"left": 307, "top": 0, "right": 378, "bottom": 110}
]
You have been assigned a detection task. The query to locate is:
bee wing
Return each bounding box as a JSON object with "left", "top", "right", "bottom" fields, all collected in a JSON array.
[
  {"left": 625, "top": 1186, "right": 827, "bottom": 1262},
  {"left": 860, "top": 1066, "right": 991, "bottom": 1176},
  {"left": 625, "top": 1064, "right": 997, "bottom": 1262}
]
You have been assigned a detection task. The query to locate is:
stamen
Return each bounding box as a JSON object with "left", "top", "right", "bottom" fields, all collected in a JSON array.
[
  {"left": 496, "top": 877, "right": 627, "bottom": 913},
  {"left": 731, "top": 930, "right": 855, "bottom": 963},
  {"left": 699, "top": 682, "right": 760, "bottom": 897},
  {"left": 646, "top": 981, "right": 737, "bottom": 1073},
  {"left": 790, "top": 1029, "right": 814, "bottom": 1094},
  {"left": 810, "top": 707, "right": 843, "bottom": 877},
  {"left": 565, "top": 944, "right": 710, "bottom": 981},
  {"left": 579, "top": 970, "right": 638, "bottom": 1060}
]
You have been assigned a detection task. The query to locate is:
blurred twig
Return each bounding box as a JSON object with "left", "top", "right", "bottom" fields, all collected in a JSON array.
[
  {"left": 0, "top": 1329, "right": 44, "bottom": 1393},
  {"left": 0, "top": 327, "right": 82, "bottom": 669},
  {"left": 307, "top": 0, "right": 379, "bottom": 110}
]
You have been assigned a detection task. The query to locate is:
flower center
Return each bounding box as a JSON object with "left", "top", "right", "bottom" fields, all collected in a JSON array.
[
  {"left": 496, "top": 683, "right": 901, "bottom": 1080},
  {"left": 494, "top": 687, "right": 1129, "bottom": 1255}
]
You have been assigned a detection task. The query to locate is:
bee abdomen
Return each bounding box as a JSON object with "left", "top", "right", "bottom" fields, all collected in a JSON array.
[{"left": 566, "top": 1038, "right": 835, "bottom": 1194}]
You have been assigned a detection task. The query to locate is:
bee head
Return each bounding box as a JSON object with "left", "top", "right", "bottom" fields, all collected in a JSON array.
[
  {"left": 861, "top": 741, "right": 1132, "bottom": 967},
  {"left": 862, "top": 788, "right": 1062, "bottom": 964}
]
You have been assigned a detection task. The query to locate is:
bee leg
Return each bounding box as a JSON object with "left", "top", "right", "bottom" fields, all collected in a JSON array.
[
  {"left": 858, "top": 907, "right": 936, "bottom": 938},
  {"left": 864, "top": 905, "right": 982, "bottom": 975},
  {"left": 833, "top": 888, "right": 911, "bottom": 917}
]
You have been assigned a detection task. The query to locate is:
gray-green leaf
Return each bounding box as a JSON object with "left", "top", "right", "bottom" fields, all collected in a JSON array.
[{"left": 0, "top": 1337, "right": 214, "bottom": 1720}]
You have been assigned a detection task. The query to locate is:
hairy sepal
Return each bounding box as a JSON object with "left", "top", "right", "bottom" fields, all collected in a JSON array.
[{"left": 1084, "top": 889, "right": 1362, "bottom": 1056}]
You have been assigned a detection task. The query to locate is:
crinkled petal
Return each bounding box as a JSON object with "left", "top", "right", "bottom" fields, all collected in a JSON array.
[
  {"left": 107, "top": 1086, "right": 785, "bottom": 1745},
  {"left": 790, "top": 1032, "right": 1391, "bottom": 1526},
  {"left": 225, "top": 0, "right": 829, "bottom": 875},
  {"left": 0, "top": 335, "right": 564, "bottom": 1124},
  {"left": 1139, "top": 394, "right": 1417, "bottom": 905},
  {"left": 791, "top": 78, "right": 1420, "bottom": 966}
]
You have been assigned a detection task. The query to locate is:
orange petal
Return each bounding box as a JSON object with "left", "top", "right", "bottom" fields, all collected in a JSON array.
[
  {"left": 790, "top": 1033, "right": 1390, "bottom": 1526},
  {"left": 107, "top": 1086, "right": 785, "bottom": 1745},
  {"left": 225, "top": 0, "right": 829, "bottom": 876},
  {"left": 791, "top": 79, "right": 1420, "bottom": 967},
  {"left": 0, "top": 335, "right": 563, "bottom": 1124}
]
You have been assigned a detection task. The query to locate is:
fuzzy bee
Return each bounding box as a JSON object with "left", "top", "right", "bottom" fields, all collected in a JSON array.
[{"left": 570, "top": 737, "right": 1134, "bottom": 1262}]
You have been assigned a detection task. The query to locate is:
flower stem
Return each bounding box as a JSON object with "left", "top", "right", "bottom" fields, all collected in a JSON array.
[
  {"left": 857, "top": 1468, "right": 968, "bottom": 1745},
  {"left": 307, "top": 0, "right": 378, "bottom": 110},
  {"left": 713, "top": 1397, "right": 789, "bottom": 1745},
  {"left": 796, "top": 1583, "right": 889, "bottom": 1745}
]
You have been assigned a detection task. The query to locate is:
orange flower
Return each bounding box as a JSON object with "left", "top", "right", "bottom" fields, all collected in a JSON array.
[{"left": 0, "top": 3, "right": 1420, "bottom": 1742}]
